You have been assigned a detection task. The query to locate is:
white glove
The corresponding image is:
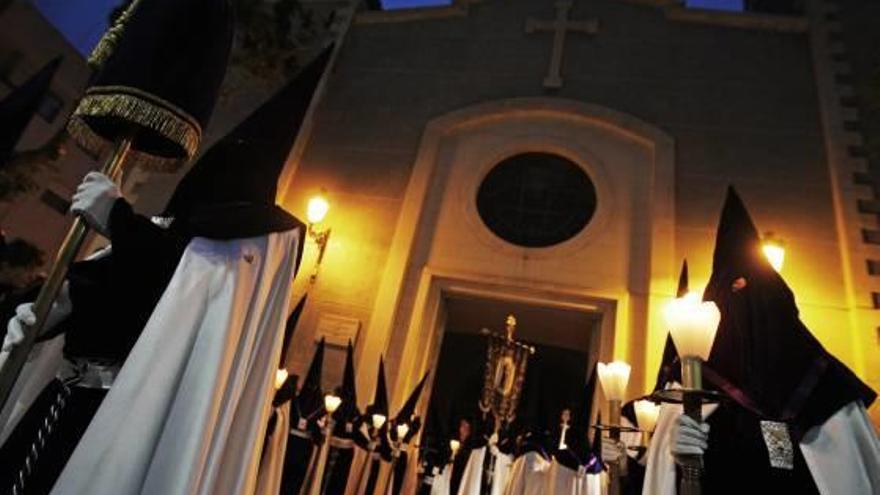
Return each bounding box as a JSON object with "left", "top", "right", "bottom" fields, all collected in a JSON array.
[
  {"left": 670, "top": 414, "right": 710, "bottom": 463},
  {"left": 2, "top": 281, "right": 72, "bottom": 352},
  {"left": 71, "top": 172, "right": 121, "bottom": 237},
  {"left": 601, "top": 437, "right": 626, "bottom": 463}
]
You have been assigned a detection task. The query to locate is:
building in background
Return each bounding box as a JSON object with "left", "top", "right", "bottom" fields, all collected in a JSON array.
[
  {"left": 0, "top": 0, "right": 93, "bottom": 269},
  {"left": 3, "top": 2, "right": 879, "bottom": 478},
  {"left": 261, "top": 0, "right": 880, "bottom": 448}
]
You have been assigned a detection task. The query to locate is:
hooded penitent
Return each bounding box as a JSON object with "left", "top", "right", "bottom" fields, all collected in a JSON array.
[
  {"left": 67, "top": 0, "right": 234, "bottom": 170},
  {"left": 644, "top": 187, "right": 880, "bottom": 494},
  {"left": 703, "top": 187, "right": 875, "bottom": 434},
  {"left": 280, "top": 338, "right": 325, "bottom": 495},
  {"left": 264, "top": 293, "right": 308, "bottom": 439},
  {"left": 333, "top": 340, "right": 359, "bottom": 432},
  {"left": 0, "top": 57, "right": 62, "bottom": 167},
  {"left": 355, "top": 356, "right": 392, "bottom": 495},
  {"left": 0, "top": 2, "right": 235, "bottom": 492},
  {"left": 385, "top": 373, "right": 428, "bottom": 495},
  {"left": 321, "top": 341, "right": 360, "bottom": 495},
  {"left": 569, "top": 364, "right": 598, "bottom": 472},
  {"left": 281, "top": 294, "right": 309, "bottom": 369},
  {"left": 370, "top": 357, "right": 390, "bottom": 420},
  {"left": 417, "top": 411, "right": 449, "bottom": 495}
]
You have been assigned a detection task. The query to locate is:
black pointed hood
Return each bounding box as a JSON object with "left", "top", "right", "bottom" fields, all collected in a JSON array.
[
  {"left": 676, "top": 259, "right": 689, "bottom": 298},
  {"left": 395, "top": 373, "right": 428, "bottom": 425},
  {"left": 368, "top": 357, "right": 389, "bottom": 417},
  {"left": 279, "top": 294, "right": 307, "bottom": 368},
  {"left": 653, "top": 260, "right": 687, "bottom": 391},
  {"left": 703, "top": 187, "right": 875, "bottom": 435},
  {"left": 332, "top": 340, "right": 359, "bottom": 428},
  {"left": 584, "top": 411, "right": 603, "bottom": 473},
  {"left": 574, "top": 364, "right": 597, "bottom": 436},
  {"left": 0, "top": 57, "right": 62, "bottom": 166},
  {"left": 556, "top": 363, "right": 596, "bottom": 467},
  {"left": 162, "top": 46, "right": 334, "bottom": 240},
  {"left": 68, "top": 0, "right": 234, "bottom": 171},
  {"left": 297, "top": 337, "right": 325, "bottom": 417}
]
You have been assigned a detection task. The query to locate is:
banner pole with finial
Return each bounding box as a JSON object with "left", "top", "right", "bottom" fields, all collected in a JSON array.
[{"left": 0, "top": 129, "right": 135, "bottom": 410}]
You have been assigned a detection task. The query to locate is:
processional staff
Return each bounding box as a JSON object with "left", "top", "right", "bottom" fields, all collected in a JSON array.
[
  {"left": 0, "top": 0, "right": 234, "bottom": 409},
  {"left": 596, "top": 360, "right": 632, "bottom": 495},
  {"left": 477, "top": 314, "right": 534, "bottom": 493},
  {"left": 653, "top": 287, "right": 722, "bottom": 495},
  {"left": 301, "top": 393, "right": 343, "bottom": 495}
]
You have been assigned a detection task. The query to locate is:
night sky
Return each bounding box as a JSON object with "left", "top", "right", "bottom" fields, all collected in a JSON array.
[
  {"left": 34, "top": 0, "right": 743, "bottom": 56},
  {"left": 34, "top": 0, "right": 122, "bottom": 56}
]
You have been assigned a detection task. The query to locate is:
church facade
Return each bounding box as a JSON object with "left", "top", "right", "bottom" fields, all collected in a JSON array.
[{"left": 271, "top": 0, "right": 880, "bottom": 431}]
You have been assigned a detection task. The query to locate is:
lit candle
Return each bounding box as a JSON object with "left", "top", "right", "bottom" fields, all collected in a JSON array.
[
  {"left": 324, "top": 394, "right": 342, "bottom": 414},
  {"left": 663, "top": 292, "right": 720, "bottom": 362},
  {"left": 597, "top": 361, "right": 631, "bottom": 403},
  {"left": 274, "top": 368, "right": 288, "bottom": 390},
  {"left": 372, "top": 413, "right": 387, "bottom": 430},
  {"left": 449, "top": 439, "right": 461, "bottom": 460},
  {"left": 597, "top": 360, "right": 630, "bottom": 495},
  {"left": 662, "top": 288, "right": 721, "bottom": 495},
  {"left": 633, "top": 399, "right": 660, "bottom": 433},
  {"left": 396, "top": 423, "right": 410, "bottom": 440}
]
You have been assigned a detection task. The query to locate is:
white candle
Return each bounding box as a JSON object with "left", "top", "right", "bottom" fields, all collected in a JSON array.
[
  {"left": 633, "top": 399, "right": 661, "bottom": 432},
  {"left": 597, "top": 361, "right": 631, "bottom": 402},
  {"left": 450, "top": 439, "right": 461, "bottom": 460},
  {"left": 663, "top": 292, "right": 720, "bottom": 360},
  {"left": 274, "top": 368, "right": 288, "bottom": 390},
  {"left": 324, "top": 394, "right": 342, "bottom": 413}
]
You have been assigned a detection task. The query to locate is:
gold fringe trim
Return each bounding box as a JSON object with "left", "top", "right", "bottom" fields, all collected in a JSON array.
[
  {"left": 88, "top": 0, "right": 145, "bottom": 70},
  {"left": 67, "top": 86, "right": 202, "bottom": 173}
]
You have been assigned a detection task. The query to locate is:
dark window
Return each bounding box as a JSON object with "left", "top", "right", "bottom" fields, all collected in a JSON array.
[
  {"left": 38, "top": 91, "right": 63, "bottom": 123},
  {"left": 40, "top": 189, "right": 70, "bottom": 215},
  {"left": 476, "top": 153, "right": 597, "bottom": 248}
]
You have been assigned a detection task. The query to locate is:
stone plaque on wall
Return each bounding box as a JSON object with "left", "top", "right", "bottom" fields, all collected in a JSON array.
[{"left": 315, "top": 313, "right": 360, "bottom": 347}]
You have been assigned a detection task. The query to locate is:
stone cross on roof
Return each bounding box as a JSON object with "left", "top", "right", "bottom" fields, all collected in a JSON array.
[{"left": 525, "top": 0, "right": 599, "bottom": 89}]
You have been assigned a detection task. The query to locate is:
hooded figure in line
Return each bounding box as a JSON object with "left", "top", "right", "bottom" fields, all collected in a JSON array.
[{"left": 644, "top": 187, "right": 879, "bottom": 495}]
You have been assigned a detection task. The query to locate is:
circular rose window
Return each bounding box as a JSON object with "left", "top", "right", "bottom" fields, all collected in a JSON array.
[{"left": 476, "top": 153, "right": 597, "bottom": 248}]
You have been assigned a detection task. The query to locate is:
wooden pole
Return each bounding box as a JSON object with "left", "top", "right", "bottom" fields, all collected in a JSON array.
[
  {"left": 303, "top": 417, "right": 335, "bottom": 495},
  {"left": 354, "top": 441, "right": 378, "bottom": 495},
  {"left": 0, "top": 131, "right": 134, "bottom": 411}
]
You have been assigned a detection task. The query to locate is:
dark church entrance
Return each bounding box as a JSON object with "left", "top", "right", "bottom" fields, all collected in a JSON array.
[{"left": 422, "top": 294, "right": 601, "bottom": 453}]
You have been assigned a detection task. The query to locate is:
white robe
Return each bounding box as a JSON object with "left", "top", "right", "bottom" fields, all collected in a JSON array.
[
  {"left": 429, "top": 464, "right": 451, "bottom": 495},
  {"left": 254, "top": 402, "right": 291, "bottom": 495},
  {"left": 503, "top": 451, "right": 550, "bottom": 495},
  {"left": 642, "top": 400, "right": 880, "bottom": 495},
  {"left": 545, "top": 460, "right": 608, "bottom": 495},
  {"left": 52, "top": 229, "right": 300, "bottom": 495},
  {"left": 457, "top": 446, "right": 486, "bottom": 495},
  {"left": 0, "top": 335, "right": 64, "bottom": 445},
  {"left": 490, "top": 451, "right": 513, "bottom": 495}
]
